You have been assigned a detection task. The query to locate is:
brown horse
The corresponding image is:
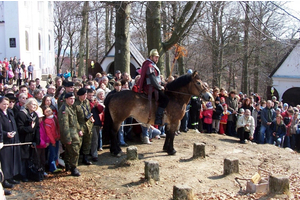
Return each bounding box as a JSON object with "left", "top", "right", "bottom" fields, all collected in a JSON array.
[{"left": 103, "top": 71, "right": 212, "bottom": 156}]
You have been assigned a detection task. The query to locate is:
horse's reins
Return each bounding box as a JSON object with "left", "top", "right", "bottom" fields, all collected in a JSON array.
[{"left": 166, "top": 90, "right": 191, "bottom": 96}]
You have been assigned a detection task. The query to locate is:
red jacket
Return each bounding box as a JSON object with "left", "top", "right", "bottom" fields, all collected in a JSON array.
[
  {"left": 44, "top": 115, "right": 60, "bottom": 145},
  {"left": 138, "top": 59, "right": 160, "bottom": 94},
  {"left": 36, "top": 121, "right": 50, "bottom": 149},
  {"left": 203, "top": 109, "right": 213, "bottom": 124}
]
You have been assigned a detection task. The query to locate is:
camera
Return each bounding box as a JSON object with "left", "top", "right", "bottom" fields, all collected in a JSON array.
[{"left": 85, "top": 113, "right": 93, "bottom": 121}]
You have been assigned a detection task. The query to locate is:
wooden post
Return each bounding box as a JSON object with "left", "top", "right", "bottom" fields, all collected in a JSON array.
[
  {"left": 224, "top": 158, "right": 239, "bottom": 175},
  {"left": 173, "top": 185, "right": 194, "bottom": 200},
  {"left": 145, "top": 160, "right": 159, "bottom": 181},
  {"left": 193, "top": 143, "right": 205, "bottom": 158},
  {"left": 269, "top": 175, "right": 289, "bottom": 194},
  {"left": 126, "top": 146, "right": 138, "bottom": 160}
]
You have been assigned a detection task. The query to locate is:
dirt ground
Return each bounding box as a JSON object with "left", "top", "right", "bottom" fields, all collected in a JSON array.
[{"left": 6, "top": 130, "right": 300, "bottom": 200}]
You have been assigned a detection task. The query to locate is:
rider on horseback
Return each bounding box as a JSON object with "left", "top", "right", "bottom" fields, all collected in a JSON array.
[{"left": 139, "top": 49, "right": 169, "bottom": 125}]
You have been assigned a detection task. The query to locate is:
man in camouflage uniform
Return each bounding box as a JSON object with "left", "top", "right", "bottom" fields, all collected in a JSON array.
[
  {"left": 58, "top": 92, "right": 82, "bottom": 176},
  {"left": 57, "top": 81, "right": 75, "bottom": 110},
  {"left": 74, "top": 88, "right": 94, "bottom": 165}
]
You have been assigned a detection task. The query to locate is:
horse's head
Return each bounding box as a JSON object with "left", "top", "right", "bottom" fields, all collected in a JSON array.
[{"left": 189, "top": 71, "right": 213, "bottom": 101}]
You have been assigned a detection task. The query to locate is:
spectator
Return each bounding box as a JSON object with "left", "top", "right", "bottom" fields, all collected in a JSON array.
[
  {"left": 212, "top": 97, "right": 224, "bottom": 133},
  {"left": 15, "top": 64, "right": 23, "bottom": 86},
  {"left": 27, "top": 62, "right": 33, "bottom": 80},
  {"left": 34, "top": 89, "right": 43, "bottom": 106},
  {"left": 90, "top": 94, "right": 104, "bottom": 161},
  {"left": 28, "top": 80, "right": 36, "bottom": 96},
  {"left": 236, "top": 109, "right": 255, "bottom": 144},
  {"left": 189, "top": 96, "right": 201, "bottom": 132},
  {"left": 219, "top": 104, "right": 230, "bottom": 135},
  {"left": 57, "top": 69, "right": 63, "bottom": 78},
  {"left": 252, "top": 103, "right": 261, "bottom": 143},
  {"left": 54, "top": 76, "right": 63, "bottom": 88},
  {"left": 0, "top": 97, "right": 22, "bottom": 193},
  {"left": 260, "top": 100, "right": 276, "bottom": 144},
  {"left": 58, "top": 92, "right": 82, "bottom": 176},
  {"left": 225, "top": 91, "right": 239, "bottom": 136},
  {"left": 270, "top": 114, "right": 286, "bottom": 147},
  {"left": 35, "top": 109, "right": 50, "bottom": 176},
  {"left": 41, "top": 106, "right": 62, "bottom": 173},
  {"left": 16, "top": 98, "right": 40, "bottom": 182},
  {"left": 57, "top": 81, "right": 74, "bottom": 110},
  {"left": 242, "top": 97, "right": 254, "bottom": 114},
  {"left": 35, "top": 78, "right": 41, "bottom": 89},
  {"left": 63, "top": 69, "right": 71, "bottom": 81},
  {"left": 114, "top": 70, "right": 122, "bottom": 81},
  {"left": 74, "top": 88, "right": 94, "bottom": 165},
  {"left": 281, "top": 108, "right": 294, "bottom": 148},
  {"left": 289, "top": 109, "right": 299, "bottom": 150},
  {"left": 203, "top": 102, "right": 213, "bottom": 133}
]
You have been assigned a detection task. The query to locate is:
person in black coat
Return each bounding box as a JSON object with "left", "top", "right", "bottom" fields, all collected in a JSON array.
[
  {"left": 212, "top": 97, "right": 224, "bottom": 133},
  {"left": 0, "top": 97, "right": 22, "bottom": 191},
  {"left": 16, "top": 98, "right": 40, "bottom": 182}
]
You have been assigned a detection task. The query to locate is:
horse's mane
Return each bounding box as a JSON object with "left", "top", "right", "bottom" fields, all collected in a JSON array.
[{"left": 166, "top": 74, "right": 193, "bottom": 91}]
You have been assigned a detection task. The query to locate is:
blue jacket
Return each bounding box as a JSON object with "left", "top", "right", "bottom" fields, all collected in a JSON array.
[{"left": 270, "top": 120, "right": 286, "bottom": 138}]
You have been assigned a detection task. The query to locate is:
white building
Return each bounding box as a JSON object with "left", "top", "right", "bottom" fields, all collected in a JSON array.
[
  {"left": 269, "top": 40, "right": 300, "bottom": 106},
  {"left": 0, "top": 1, "right": 55, "bottom": 79}
]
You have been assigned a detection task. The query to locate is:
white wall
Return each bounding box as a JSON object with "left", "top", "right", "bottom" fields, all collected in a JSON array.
[{"left": 0, "top": 1, "right": 55, "bottom": 78}]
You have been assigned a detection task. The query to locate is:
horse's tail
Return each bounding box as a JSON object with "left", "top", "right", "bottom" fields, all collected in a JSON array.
[{"left": 102, "top": 98, "right": 113, "bottom": 145}]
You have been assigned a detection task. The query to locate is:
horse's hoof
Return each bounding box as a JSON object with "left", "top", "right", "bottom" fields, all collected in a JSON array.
[{"left": 167, "top": 149, "right": 177, "bottom": 155}]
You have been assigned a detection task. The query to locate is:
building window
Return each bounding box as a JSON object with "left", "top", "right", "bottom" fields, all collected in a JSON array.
[
  {"left": 38, "top": 33, "right": 41, "bottom": 50},
  {"left": 25, "top": 31, "right": 29, "bottom": 51},
  {"left": 48, "top": 34, "right": 51, "bottom": 50}
]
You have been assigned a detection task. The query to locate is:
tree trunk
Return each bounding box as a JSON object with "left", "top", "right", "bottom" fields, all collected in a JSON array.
[
  {"left": 78, "top": 1, "right": 89, "bottom": 77},
  {"left": 114, "top": 2, "right": 131, "bottom": 74},
  {"left": 86, "top": 18, "right": 89, "bottom": 76},
  {"left": 105, "top": 5, "right": 112, "bottom": 53},
  {"left": 242, "top": 2, "right": 250, "bottom": 94},
  {"left": 211, "top": 3, "right": 219, "bottom": 87},
  {"left": 146, "top": 1, "right": 163, "bottom": 70},
  {"left": 95, "top": 11, "right": 99, "bottom": 62}
]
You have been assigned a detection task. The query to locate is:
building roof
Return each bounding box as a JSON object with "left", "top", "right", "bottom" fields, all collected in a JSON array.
[
  {"left": 99, "top": 41, "right": 145, "bottom": 67},
  {"left": 269, "top": 40, "right": 300, "bottom": 78}
]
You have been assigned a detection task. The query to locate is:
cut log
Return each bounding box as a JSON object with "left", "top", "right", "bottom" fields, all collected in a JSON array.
[
  {"left": 223, "top": 158, "right": 239, "bottom": 175},
  {"left": 126, "top": 146, "right": 138, "bottom": 160},
  {"left": 269, "top": 175, "right": 289, "bottom": 194},
  {"left": 145, "top": 160, "right": 159, "bottom": 181},
  {"left": 193, "top": 143, "right": 205, "bottom": 159},
  {"left": 173, "top": 185, "right": 194, "bottom": 200}
]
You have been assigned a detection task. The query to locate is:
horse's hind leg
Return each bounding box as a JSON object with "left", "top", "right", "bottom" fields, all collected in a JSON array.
[{"left": 110, "top": 124, "right": 122, "bottom": 156}]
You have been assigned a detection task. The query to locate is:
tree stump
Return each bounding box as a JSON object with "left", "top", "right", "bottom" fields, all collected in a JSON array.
[
  {"left": 223, "top": 158, "right": 239, "bottom": 175},
  {"left": 193, "top": 143, "right": 205, "bottom": 158},
  {"left": 126, "top": 146, "right": 138, "bottom": 160},
  {"left": 145, "top": 160, "right": 159, "bottom": 181},
  {"left": 269, "top": 175, "right": 289, "bottom": 194},
  {"left": 173, "top": 185, "right": 194, "bottom": 200}
]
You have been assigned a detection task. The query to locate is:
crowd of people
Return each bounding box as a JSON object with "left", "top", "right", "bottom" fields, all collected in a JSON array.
[
  {"left": 0, "top": 52, "right": 299, "bottom": 197},
  {"left": 180, "top": 86, "right": 300, "bottom": 150},
  {"left": 0, "top": 55, "right": 170, "bottom": 196},
  {"left": 0, "top": 57, "right": 35, "bottom": 86}
]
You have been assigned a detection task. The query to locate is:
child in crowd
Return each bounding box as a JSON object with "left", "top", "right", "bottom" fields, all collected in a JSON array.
[
  {"left": 42, "top": 106, "right": 62, "bottom": 173},
  {"left": 212, "top": 97, "right": 224, "bottom": 133},
  {"left": 36, "top": 109, "right": 50, "bottom": 176},
  {"left": 203, "top": 102, "right": 213, "bottom": 133},
  {"left": 219, "top": 104, "right": 231, "bottom": 135}
]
